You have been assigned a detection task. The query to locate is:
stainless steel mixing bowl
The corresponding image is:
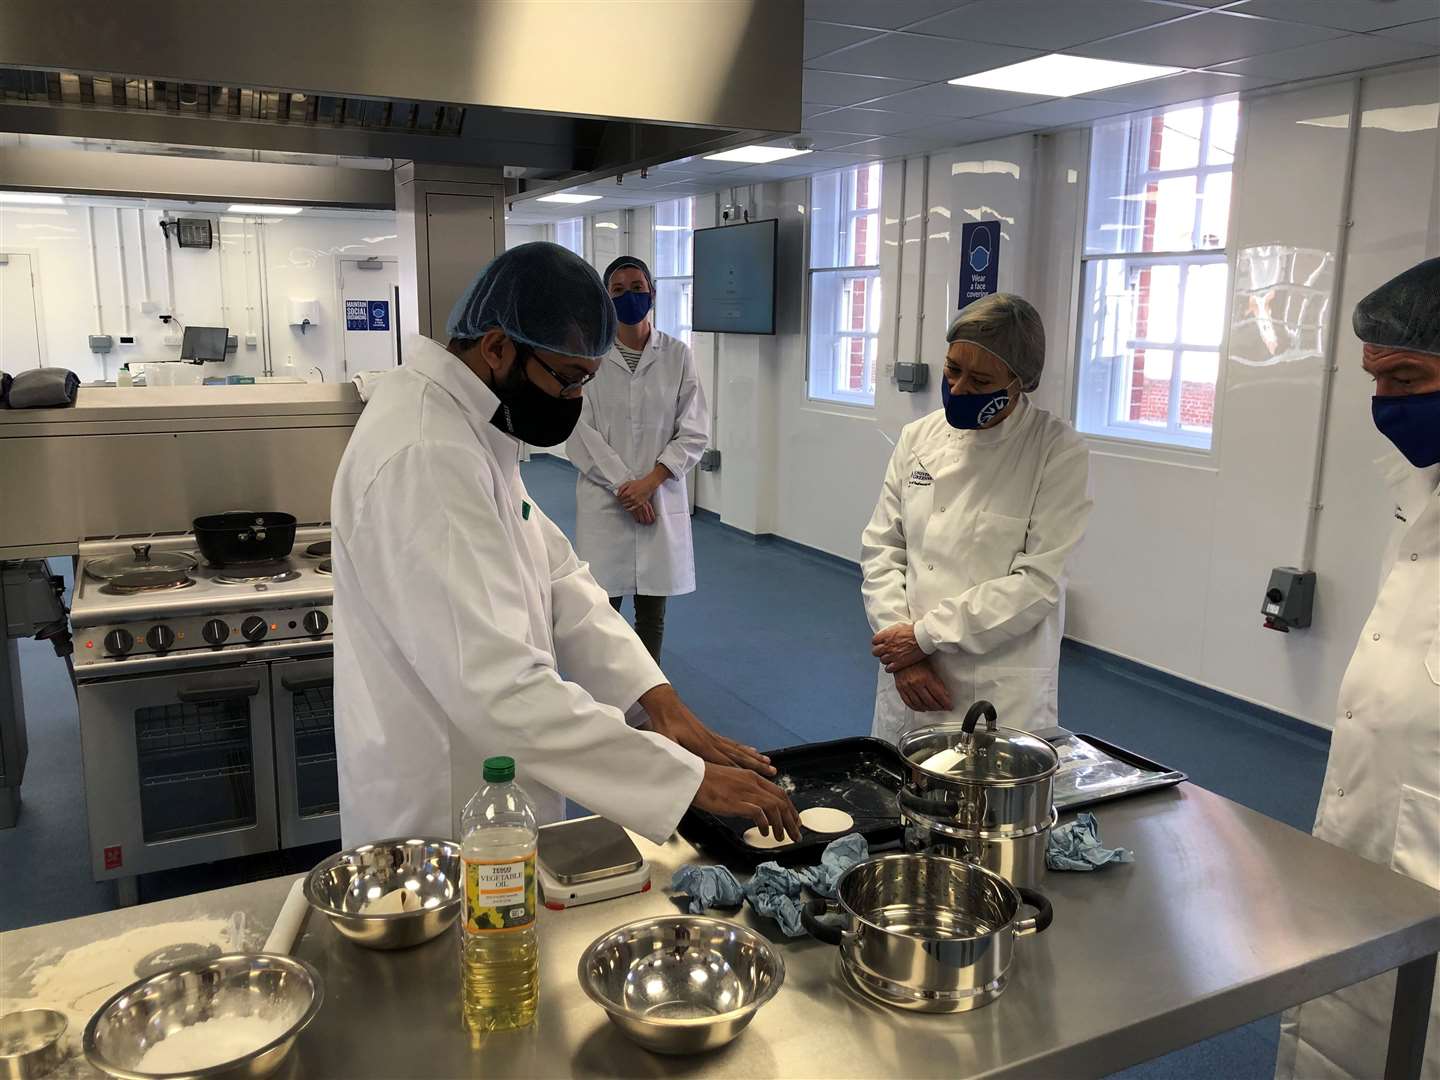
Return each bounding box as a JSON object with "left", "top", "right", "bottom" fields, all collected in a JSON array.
[
  {"left": 578, "top": 915, "right": 784, "bottom": 1055},
  {"left": 0, "top": 1009, "right": 67, "bottom": 1079},
  {"left": 83, "top": 954, "right": 321, "bottom": 1080},
  {"left": 304, "top": 836, "right": 462, "bottom": 950}
]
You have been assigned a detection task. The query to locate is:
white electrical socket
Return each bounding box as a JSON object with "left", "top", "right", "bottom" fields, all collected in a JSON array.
[
  {"left": 245, "top": 334, "right": 258, "bottom": 348},
  {"left": 163, "top": 333, "right": 181, "bottom": 347}
]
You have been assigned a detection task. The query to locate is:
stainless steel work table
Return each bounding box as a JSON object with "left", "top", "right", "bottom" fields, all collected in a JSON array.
[{"left": 4, "top": 784, "right": 1437, "bottom": 1079}]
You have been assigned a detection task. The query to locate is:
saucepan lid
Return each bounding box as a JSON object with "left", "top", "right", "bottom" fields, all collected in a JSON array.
[
  {"left": 86, "top": 542, "right": 198, "bottom": 581},
  {"left": 899, "top": 702, "right": 1058, "bottom": 784}
]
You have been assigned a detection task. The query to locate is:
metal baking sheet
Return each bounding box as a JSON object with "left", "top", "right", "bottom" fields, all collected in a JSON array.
[
  {"left": 677, "top": 736, "right": 906, "bottom": 869},
  {"left": 1035, "top": 727, "right": 1188, "bottom": 811}
]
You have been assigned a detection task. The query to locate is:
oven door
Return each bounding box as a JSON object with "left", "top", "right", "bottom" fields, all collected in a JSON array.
[
  {"left": 271, "top": 655, "right": 340, "bottom": 848},
  {"left": 77, "top": 664, "right": 279, "bottom": 879}
]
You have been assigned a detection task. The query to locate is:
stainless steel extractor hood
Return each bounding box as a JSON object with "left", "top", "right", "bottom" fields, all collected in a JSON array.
[{"left": 0, "top": 0, "right": 802, "bottom": 196}]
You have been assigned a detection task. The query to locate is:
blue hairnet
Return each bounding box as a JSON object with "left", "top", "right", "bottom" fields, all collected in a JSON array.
[
  {"left": 445, "top": 241, "right": 617, "bottom": 360},
  {"left": 603, "top": 254, "right": 654, "bottom": 292}
]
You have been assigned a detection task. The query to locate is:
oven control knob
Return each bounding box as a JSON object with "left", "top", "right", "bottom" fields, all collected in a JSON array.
[
  {"left": 145, "top": 625, "right": 176, "bottom": 653},
  {"left": 241, "top": 616, "right": 268, "bottom": 642},
  {"left": 302, "top": 610, "right": 329, "bottom": 636},
  {"left": 104, "top": 628, "right": 134, "bottom": 656},
  {"left": 202, "top": 619, "right": 230, "bottom": 646}
]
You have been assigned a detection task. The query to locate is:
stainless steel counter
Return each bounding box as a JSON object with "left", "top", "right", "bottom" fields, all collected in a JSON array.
[{"left": 4, "top": 784, "right": 1437, "bottom": 1079}]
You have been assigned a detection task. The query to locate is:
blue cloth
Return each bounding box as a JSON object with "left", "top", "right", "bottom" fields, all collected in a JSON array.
[
  {"left": 670, "top": 834, "right": 870, "bottom": 937},
  {"left": 1047, "top": 812, "right": 1134, "bottom": 871},
  {"left": 445, "top": 241, "right": 617, "bottom": 359}
]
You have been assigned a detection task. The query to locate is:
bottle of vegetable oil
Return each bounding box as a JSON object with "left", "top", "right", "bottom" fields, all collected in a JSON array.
[{"left": 459, "top": 756, "right": 539, "bottom": 1033}]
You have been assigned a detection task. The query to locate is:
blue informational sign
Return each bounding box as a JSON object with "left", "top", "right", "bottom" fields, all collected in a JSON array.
[
  {"left": 346, "top": 299, "right": 391, "bottom": 331},
  {"left": 959, "top": 220, "right": 1001, "bottom": 307}
]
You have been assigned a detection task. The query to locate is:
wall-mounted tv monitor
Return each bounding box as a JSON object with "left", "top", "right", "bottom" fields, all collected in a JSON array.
[
  {"left": 692, "top": 219, "right": 777, "bottom": 335},
  {"left": 180, "top": 325, "right": 229, "bottom": 363}
]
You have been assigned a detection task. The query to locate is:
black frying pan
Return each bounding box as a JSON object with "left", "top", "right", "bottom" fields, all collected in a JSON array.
[{"left": 193, "top": 510, "right": 297, "bottom": 565}]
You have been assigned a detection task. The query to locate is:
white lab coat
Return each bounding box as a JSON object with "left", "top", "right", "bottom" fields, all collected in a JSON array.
[
  {"left": 1275, "top": 453, "right": 1440, "bottom": 1080},
  {"left": 861, "top": 398, "right": 1092, "bottom": 743},
  {"left": 566, "top": 329, "right": 709, "bottom": 597},
  {"left": 331, "top": 334, "right": 704, "bottom": 848}
]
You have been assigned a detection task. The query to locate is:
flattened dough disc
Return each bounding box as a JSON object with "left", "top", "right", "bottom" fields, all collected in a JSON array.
[{"left": 800, "top": 806, "right": 854, "bottom": 834}]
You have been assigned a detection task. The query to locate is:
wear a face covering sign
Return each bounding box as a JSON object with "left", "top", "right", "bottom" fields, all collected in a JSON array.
[
  {"left": 959, "top": 221, "right": 1000, "bottom": 305},
  {"left": 346, "top": 299, "right": 390, "bottom": 331}
]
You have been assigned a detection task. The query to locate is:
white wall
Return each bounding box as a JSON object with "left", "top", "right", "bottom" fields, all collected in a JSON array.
[
  {"left": 504, "top": 223, "right": 545, "bottom": 247},
  {"left": 0, "top": 201, "right": 398, "bottom": 383}
]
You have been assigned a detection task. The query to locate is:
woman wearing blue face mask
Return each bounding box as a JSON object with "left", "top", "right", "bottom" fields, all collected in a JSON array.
[
  {"left": 861, "top": 293, "right": 1092, "bottom": 741},
  {"left": 567, "top": 255, "right": 709, "bottom": 660}
]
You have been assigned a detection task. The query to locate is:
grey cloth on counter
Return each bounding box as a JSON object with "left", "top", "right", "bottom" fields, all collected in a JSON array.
[
  {"left": 6, "top": 368, "right": 79, "bottom": 408},
  {"left": 671, "top": 834, "right": 870, "bottom": 938},
  {"left": 1047, "top": 812, "right": 1134, "bottom": 871}
]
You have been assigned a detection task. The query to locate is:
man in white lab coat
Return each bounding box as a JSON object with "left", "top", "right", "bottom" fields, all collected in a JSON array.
[
  {"left": 863, "top": 294, "right": 1092, "bottom": 741},
  {"left": 567, "top": 256, "right": 708, "bottom": 660},
  {"left": 1276, "top": 257, "right": 1440, "bottom": 1080},
  {"left": 331, "top": 242, "right": 799, "bottom": 849}
]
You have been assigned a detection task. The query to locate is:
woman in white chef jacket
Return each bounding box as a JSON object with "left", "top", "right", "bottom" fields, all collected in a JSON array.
[
  {"left": 862, "top": 294, "right": 1092, "bottom": 743},
  {"left": 1275, "top": 258, "right": 1440, "bottom": 1080},
  {"left": 567, "top": 255, "right": 708, "bottom": 660}
]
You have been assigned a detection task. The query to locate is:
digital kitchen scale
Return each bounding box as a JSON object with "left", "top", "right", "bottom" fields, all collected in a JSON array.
[{"left": 538, "top": 815, "right": 651, "bottom": 910}]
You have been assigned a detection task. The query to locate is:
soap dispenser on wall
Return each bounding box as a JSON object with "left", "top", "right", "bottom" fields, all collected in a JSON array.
[{"left": 287, "top": 298, "right": 320, "bottom": 334}]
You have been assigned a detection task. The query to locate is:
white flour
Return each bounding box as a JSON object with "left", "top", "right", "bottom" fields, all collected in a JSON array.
[
  {"left": 1, "top": 914, "right": 250, "bottom": 1053},
  {"left": 135, "top": 1012, "right": 296, "bottom": 1073}
]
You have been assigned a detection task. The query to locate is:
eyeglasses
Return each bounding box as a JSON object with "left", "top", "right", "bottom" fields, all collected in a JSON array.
[{"left": 522, "top": 346, "right": 597, "bottom": 393}]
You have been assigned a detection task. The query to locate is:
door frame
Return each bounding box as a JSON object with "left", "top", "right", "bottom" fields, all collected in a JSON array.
[
  {"left": 334, "top": 255, "right": 400, "bottom": 380},
  {"left": 0, "top": 247, "right": 51, "bottom": 370}
]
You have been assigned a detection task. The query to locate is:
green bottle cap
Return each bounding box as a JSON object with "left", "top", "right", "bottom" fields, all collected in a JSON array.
[{"left": 483, "top": 756, "right": 515, "bottom": 783}]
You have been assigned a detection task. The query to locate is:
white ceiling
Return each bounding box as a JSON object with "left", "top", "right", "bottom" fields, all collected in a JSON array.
[{"left": 509, "top": 0, "right": 1440, "bottom": 223}]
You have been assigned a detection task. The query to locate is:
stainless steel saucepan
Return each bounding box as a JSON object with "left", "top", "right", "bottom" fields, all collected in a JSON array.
[{"left": 802, "top": 852, "right": 1052, "bottom": 1013}]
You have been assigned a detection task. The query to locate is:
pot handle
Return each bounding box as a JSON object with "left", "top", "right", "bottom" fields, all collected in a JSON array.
[
  {"left": 897, "top": 787, "right": 961, "bottom": 820},
  {"left": 801, "top": 899, "right": 843, "bottom": 946},
  {"left": 1014, "top": 888, "right": 1054, "bottom": 936},
  {"left": 961, "top": 700, "right": 997, "bottom": 735}
]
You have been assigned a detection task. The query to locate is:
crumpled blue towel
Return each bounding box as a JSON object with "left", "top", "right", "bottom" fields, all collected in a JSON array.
[
  {"left": 671, "top": 834, "right": 870, "bottom": 937},
  {"left": 1047, "top": 812, "right": 1134, "bottom": 871}
]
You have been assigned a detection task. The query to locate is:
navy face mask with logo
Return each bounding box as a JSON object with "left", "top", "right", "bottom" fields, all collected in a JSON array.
[
  {"left": 942, "top": 377, "right": 1017, "bottom": 430},
  {"left": 613, "top": 290, "right": 653, "bottom": 326},
  {"left": 1373, "top": 389, "right": 1440, "bottom": 468}
]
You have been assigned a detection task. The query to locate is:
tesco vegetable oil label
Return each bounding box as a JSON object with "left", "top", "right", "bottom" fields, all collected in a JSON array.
[{"left": 464, "top": 853, "right": 536, "bottom": 933}]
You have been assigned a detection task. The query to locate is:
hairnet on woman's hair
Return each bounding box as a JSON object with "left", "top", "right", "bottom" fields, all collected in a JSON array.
[
  {"left": 1353, "top": 256, "right": 1440, "bottom": 356},
  {"left": 603, "top": 254, "right": 654, "bottom": 292},
  {"left": 446, "top": 241, "right": 618, "bottom": 359},
  {"left": 946, "top": 293, "right": 1047, "bottom": 391}
]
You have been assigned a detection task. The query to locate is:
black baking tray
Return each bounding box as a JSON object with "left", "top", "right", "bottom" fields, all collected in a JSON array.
[
  {"left": 677, "top": 736, "right": 907, "bottom": 868},
  {"left": 1035, "top": 727, "right": 1189, "bottom": 812}
]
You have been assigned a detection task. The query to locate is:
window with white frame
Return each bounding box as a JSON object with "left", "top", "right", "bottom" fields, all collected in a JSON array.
[
  {"left": 653, "top": 197, "right": 695, "bottom": 346},
  {"left": 1075, "top": 98, "right": 1239, "bottom": 450},
  {"left": 808, "top": 163, "right": 883, "bottom": 407},
  {"left": 553, "top": 217, "right": 584, "bottom": 259}
]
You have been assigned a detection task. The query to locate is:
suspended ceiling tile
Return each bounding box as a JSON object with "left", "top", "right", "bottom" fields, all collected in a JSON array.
[
  {"left": 910, "top": 0, "right": 1185, "bottom": 50},
  {"left": 862, "top": 81, "right": 1053, "bottom": 117},
  {"left": 806, "top": 31, "right": 1041, "bottom": 82},
  {"left": 1086, "top": 69, "right": 1258, "bottom": 106},
  {"left": 1214, "top": 32, "right": 1438, "bottom": 79},
  {"left": 805, "top": 105, "right": 943, "bottom": 135},
  {"left": 785, "top": 130, "right": 878, "bottom": 149},
  {"left": 1226, "top": 0, "right": 1440, "bottom": 32},
  {"left": 802, "top": 69, "right": 926, "bottom": 106},
  {"left": 840, "top": 120, "right": 1030, "bottom": 159},
  {"left": 1373, "top": 19, "right": 1440, "bottom": 46},
  {"left": 803, "top": 0, "right": 978, "bottom": 31},
  {"left": 805, "top": 20, "right": 885, "bottom": 58},
  {"left": 1076, "top": 10, "right": 1345, "bottom": 68},
  {"left": 977, "top": 96, "right": 1138, "bottom": 128}
]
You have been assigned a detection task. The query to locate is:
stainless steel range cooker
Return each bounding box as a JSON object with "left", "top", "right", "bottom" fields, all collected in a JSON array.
[{"left": 70, "top": 528, "right": 339, "bottom": 903}]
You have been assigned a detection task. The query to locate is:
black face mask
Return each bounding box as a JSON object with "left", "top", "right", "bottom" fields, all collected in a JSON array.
[{"left": 487, "top": 346, "right": 583, "bottom": 447}]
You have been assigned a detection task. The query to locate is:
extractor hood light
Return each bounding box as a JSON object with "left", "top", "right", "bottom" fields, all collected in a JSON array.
[
  {"left": 950, "top": 54, "right": 1181, "bottom": 98},
  {"left": 704, "top": 145, "right": 813, "bottom": 164},
  {"left": 0, "top": 192, "right": 65, "bottom": 205},
  {"left": 227, "top": 203, "right": 304, "bottom": 215},
  {"left": 536, "top": 193, "right": 602, "bottom": 204}
]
